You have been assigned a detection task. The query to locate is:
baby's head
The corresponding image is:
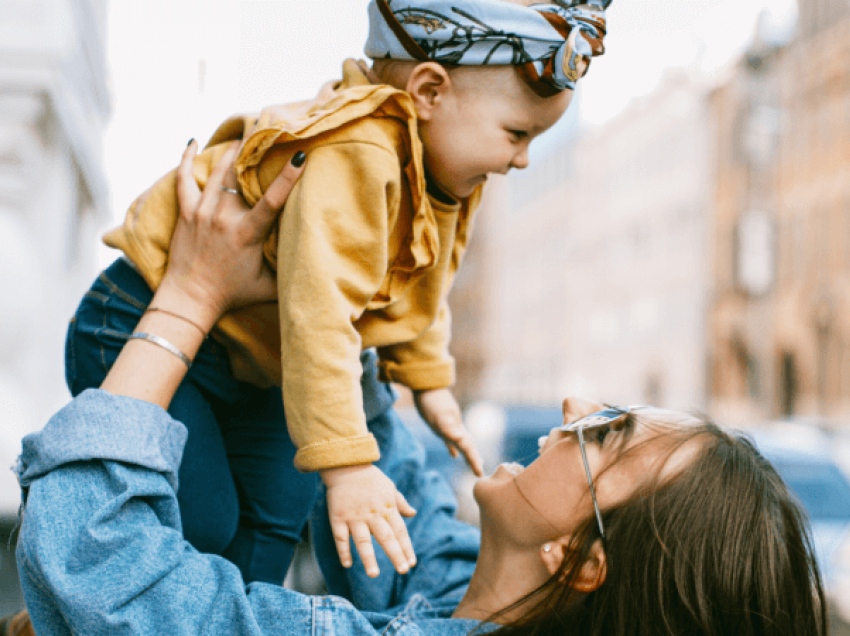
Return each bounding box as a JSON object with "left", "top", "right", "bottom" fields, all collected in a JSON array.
[{"left": 366, "top": 0, "right": 611, "bottom": 199}]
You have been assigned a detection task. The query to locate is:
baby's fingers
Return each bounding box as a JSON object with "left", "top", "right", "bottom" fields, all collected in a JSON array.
[
  {"left": 454, "top": 433, "right": 485, "bottom": 477},
  {"left": 396, "top": 491, "right": 417, "bottom": 518},
  {"left": 331, "top": 520, "right": 353, "bottom": 569},
  {"left": 350, "top": 522, "right": 380, "bottom": 578},
  {"left": 369, "top": 516, "right": 410, "bottom": 576},
  {"left": 387, "top": 507, "right": 417, "bottom": 569}
]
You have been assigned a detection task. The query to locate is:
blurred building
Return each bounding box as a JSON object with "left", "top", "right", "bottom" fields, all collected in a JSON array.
[
  {"left": 450, "top": 74, "right": 712, "bottom": 409},
  {"left": 0, "top": 0, "right": 110, "bottom": 519},
  {"left": 707, "top": 2, "right": 850, "bottom": 427}
]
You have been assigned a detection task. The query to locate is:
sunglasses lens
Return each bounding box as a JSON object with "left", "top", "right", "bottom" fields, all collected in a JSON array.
[{"left": 562, "top": 408, "right": 627, "bottom": 432}]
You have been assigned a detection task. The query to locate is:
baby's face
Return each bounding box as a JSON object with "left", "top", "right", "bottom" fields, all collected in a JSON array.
[{"left": 418, "top": 66, "right": 571, "bottom": 200}]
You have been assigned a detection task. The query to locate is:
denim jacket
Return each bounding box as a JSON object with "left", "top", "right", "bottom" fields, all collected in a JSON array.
[{"left": 15, "top": 377, "right": 495, "bottom": 635}]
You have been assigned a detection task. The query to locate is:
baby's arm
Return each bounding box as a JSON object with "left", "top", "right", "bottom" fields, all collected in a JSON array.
[
  {"left": 320, "top": 464, "right": 417, "bottom": 578},
  {"left": 380, "top": 303, "right": 485, "bottom": 477},
  {"left": 251, "top": 138, "right": 421, "bottom": 575},
  {"left": 413, "top": 387, "right": 483, "bottom": 477}
]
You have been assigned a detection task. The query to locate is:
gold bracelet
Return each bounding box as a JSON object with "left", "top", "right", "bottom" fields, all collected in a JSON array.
[{"left": 145, "top": 307, "right": 207, "bottom": 337}]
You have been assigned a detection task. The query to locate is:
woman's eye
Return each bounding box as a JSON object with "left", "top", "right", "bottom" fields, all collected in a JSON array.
[{"left": 591, "top": 424, "right": 611, "bottom": 444}]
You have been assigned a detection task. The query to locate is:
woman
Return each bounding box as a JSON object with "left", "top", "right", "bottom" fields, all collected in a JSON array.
[{"left": 13, "top": 145, "right": 826, "bottom": 635}]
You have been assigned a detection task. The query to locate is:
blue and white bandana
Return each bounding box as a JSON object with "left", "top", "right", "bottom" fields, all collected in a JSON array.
[{"left": 365, "top": 0, "right": 611, "bottom": 96}]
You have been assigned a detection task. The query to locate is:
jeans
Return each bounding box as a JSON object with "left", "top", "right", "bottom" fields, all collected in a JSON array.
[{"left": 65, "top": 258, "right": 389, "bottom": 585}]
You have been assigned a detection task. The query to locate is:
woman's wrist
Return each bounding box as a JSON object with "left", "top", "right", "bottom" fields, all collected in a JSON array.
[
  {"left": 151, "top": 276, "right": 225, "bottom": 336},
  {"left": 99, "top": 299, "right": 211, "bottom": 408}
]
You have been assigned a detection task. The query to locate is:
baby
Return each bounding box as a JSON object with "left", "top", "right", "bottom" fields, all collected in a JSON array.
[{"left": 69, "top": 0, "right": 610, "bottom": 583}]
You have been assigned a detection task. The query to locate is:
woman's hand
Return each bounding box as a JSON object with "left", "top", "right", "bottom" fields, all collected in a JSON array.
[
  {"left": 156, "top": 140, "right": 306, "bottom": 331},
  {"left": 101, "top": 141, "right": 305, "bottom": 408}
]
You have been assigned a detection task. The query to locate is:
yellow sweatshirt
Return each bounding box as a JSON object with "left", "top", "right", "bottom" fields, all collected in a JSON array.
[{"left": 104, "top": 60, "right": 482, "bottom": 471}]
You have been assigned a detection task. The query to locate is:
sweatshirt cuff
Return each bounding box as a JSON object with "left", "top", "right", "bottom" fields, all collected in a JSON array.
[
  {"left": 293, "top": 434, "right": 381, "bottom": 472},
  {"left": 377, "top": 359, "right": 455, "bottom": 391}
]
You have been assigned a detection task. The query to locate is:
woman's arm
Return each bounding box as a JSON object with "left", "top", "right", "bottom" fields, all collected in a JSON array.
[{"left": 15, "top": 143, "right": 413, "bottom": 636}]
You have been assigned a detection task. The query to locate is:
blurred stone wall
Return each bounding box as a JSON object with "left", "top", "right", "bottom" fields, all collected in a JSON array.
[{"left": 0, "top": 0, "right": 109, "bottom": 514}]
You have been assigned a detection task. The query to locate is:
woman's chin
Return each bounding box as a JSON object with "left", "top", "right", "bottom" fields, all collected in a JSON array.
[{"left": 473, "top": 462, "right": 523, "bottom": 506}]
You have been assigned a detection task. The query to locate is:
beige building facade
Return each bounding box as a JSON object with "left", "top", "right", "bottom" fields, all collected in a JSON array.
[
  {"left": 451, "top": 74, "right": 713, "bottom": 410},
  {"left": 707, "top": 3, "right": 850, "bottom": 427}
]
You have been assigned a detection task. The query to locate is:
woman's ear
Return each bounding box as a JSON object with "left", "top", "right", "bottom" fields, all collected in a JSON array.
[
  {"left": 541, "top": 537, "right": 607, "bottom": 592},
  {"left": 561, "top": 397, "right": 606, "bottom": 425},
  {"left": 406, "top": 62, "right": 452, "bottom": 121}
]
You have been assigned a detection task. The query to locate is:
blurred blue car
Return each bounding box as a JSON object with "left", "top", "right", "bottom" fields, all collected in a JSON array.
[
  {"left": 747, "top": 426, "right": 850, "bottom": 618},
  {"left": 498, "top": 405, "right": 564, "bottom": 467}
]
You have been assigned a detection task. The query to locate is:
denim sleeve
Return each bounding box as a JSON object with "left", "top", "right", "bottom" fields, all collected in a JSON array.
[
  {"left": 313, "top": 353, "right": 481, "bottom": 615},
  {"left": 14, "top": 390, "right": 398, "bottom": 636}
]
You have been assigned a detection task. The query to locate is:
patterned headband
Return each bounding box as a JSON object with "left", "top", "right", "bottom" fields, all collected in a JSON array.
[{"left": 365, "top": 0, "right": 611, "bottom": 97}]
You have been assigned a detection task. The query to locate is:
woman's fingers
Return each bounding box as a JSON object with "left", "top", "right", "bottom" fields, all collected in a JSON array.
[
  {"left": 175, "top": 140, "right": 201, "bottom": 220},
  {"left": 200, "top": 141, "right": 240, "bottom": 219},
  {"left": 245, "top": 152, "right": 307, "bottom": 242}
]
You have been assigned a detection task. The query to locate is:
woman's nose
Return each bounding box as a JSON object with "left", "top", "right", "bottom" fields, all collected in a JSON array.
[{"left": 539, "top": 426, "right": 568, "bottom": 453}]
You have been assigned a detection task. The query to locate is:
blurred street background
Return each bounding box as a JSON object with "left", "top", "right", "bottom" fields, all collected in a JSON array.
[{"left": 2, "top": 0, "right": 850, "bottom": 627}]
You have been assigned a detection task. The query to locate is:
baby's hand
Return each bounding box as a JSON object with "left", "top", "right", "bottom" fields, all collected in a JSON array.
[
  {"left": 320, "top": 464, "right": 417, "bottom": 578},
  {"left": 413, "top": 388, "right": 484, "bottom": 477}
]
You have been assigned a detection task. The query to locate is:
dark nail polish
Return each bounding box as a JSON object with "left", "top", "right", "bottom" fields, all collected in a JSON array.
[
  {"left": 291, "top": 150, "right": 306, "bottom": 167},
  {"left": 187, "top": 138, "right": 195, "bottom": 147}
]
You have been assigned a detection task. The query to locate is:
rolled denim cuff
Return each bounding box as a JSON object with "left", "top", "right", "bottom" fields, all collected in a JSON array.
[{"left": 17, "top": 389, "right": 187, "bottom": 493}]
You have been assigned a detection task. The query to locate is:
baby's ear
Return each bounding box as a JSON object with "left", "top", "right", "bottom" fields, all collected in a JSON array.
[
  {"left": 406, "top": 62, "right": 452, "bottom": 120},
  {"left": 561, "top": 397, "right": 605, "bottom": 425}
]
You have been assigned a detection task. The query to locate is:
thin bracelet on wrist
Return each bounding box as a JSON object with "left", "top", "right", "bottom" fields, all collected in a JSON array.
[
  {"left": 145, "top": 307, "right": 208, "bottom": 337},
  {"left": 128, "top": 332, "right": 192, "bottom": 367}
]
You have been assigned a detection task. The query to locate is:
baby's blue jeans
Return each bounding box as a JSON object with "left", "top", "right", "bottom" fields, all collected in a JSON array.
[{"left": 64, "top": 257, "right": 394, "bottom": 585}]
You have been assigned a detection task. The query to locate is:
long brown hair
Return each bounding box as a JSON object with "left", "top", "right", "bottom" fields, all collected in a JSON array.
[{"left": 482, "top": 419, "right": 827, "bottom": 636}]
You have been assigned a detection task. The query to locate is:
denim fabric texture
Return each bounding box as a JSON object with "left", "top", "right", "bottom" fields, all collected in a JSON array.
[
  {"left": 63, "top": 258, "right": 396, "bottom": 585},
  {"left": 16, "top": 390, "right": 492, "bottom": 636}
]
